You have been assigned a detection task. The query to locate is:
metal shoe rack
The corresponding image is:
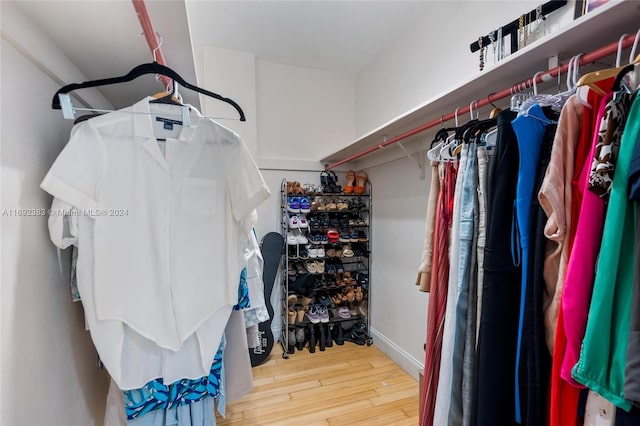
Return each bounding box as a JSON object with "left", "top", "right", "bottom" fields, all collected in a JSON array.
[{"left": 279, "top": 178, "right": 372, "bottom": 358}]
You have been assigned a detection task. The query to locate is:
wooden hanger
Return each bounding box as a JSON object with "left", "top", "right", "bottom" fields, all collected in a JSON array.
[
  {"left": 488, "top": 93, "right": 501, "bottom": 118},
  {"left": 577, "top": 34, "right": 630, "bottom": 96}
]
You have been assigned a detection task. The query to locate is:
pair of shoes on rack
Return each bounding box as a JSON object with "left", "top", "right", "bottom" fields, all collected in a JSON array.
[
  {"left": 306, "top": 323, "right": 332, "bottom": 352},
  {"left": 289, "top": 273, "right": 314, "bottom": 298},
  {"left": 288, "top": 213, "right": 308, "bottom": 229},
  {"left": 287, "top": 196, "right": 311, "bottom": 213},
  {"left": 342, "top": 321, "right": 372, "bottom": 346},
  {"left": 286, "top": 181, "right": 306, "bottom": 195},
  {"left": 304, "top": 259, "right": 325, "bottom": 274},
  {"left": 287, "top": 229, "right": 308, "bottom": 245},
  {"left": 305, "top": 304, "right": 330, "bottom": 324},
  {"left": 306, "top": 245, "right": 326, "bottom": 258},
  {"left": 343, "top": 170, "right": 368, "bottom": 195}
]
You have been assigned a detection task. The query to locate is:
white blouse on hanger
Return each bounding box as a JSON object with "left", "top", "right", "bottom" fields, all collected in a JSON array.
[{"left": 41, "top": 98, "right": 270, "bottom": 389}]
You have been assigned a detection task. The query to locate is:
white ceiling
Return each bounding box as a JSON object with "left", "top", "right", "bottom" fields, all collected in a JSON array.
[
  {"left": 14, "top": 0, "right": 201, "bottom": 109},
  {"left": 13, "top": 0, "right": 428, "bottom": 110},
  {"left": 186, "top": 1, "right": 428, "bottom": 74}
]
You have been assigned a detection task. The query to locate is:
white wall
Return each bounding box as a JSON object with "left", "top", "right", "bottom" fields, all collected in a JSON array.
[
  {"left": 366, "top": 159, "right": 429, "bottom": 376},
  {"left": 354, "top": 1, "right": 574, "bottom": 375},
  {"left": 256, "top": 60, "right": 356, "bottom": 164},
  {"left": 1, "top": 4, "right": 111, "bottom": 425},
  {"left": 356, "top": 0, "right": 575, "bottom": 136},
  {"left": 254, "top": 59, "right": 356, "bottom": 239}
]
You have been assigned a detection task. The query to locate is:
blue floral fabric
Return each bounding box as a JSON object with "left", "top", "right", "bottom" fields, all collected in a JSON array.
[{"left": 123, "top": 269, "right": 250, "bottom": 421}]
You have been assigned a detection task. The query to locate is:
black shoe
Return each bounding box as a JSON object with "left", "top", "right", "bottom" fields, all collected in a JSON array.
[
  {"left": 343, "top": 321, "right": 371, "bottom": 346},
  {"left": 333, "top": 323, "right": 344, "bottom": 346},
  {"left": 308, "top": 324, "right": 316, "bottom": 353},
  {"left": 318, "top": 324, "right": 326, "bottom": 351},
  {"left": 325, "top": 324, "right": 333, "bottom": 348},
  {"left": 288, "top": 327, "right": 296, "bottom": 354},
  {"left": 290, "top": 273, "right": 314, "bottom": 298},
  {"left": 296, "top": 326, "right": 305, "bottom": 351}
]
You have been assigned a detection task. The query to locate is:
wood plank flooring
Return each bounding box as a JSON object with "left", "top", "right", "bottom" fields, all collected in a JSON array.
[{"left": 215, "top": 343, "right": 419, "bottom": 425}]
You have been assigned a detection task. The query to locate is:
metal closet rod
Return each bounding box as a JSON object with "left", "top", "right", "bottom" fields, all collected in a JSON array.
[
  {"left": 325, "top": 32, "right": 638, "bottom": 171},
  {"left": 131, "top": 0, "right": 172, "bottom": 90}
]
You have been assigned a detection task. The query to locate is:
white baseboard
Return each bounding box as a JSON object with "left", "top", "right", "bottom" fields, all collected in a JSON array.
[{"left": 370, "top": 327, "right": 424, "bottom": 381}]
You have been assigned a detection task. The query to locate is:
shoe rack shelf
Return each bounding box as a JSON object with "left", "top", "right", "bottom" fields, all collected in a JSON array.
[{"left": 279, "top": 178, "right": 373, "bottom": 358}]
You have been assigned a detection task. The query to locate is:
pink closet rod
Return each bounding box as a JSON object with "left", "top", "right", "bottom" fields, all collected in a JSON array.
[
  {"left": 325, "top": 33, "right": 639, "bottom": 171},
  {"left": 131, "top": 0, "right": 172, "bottom": 91}
]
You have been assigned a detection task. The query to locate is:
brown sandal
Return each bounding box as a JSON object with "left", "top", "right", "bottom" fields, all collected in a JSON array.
[
  {"left": 354, "top": 171, "right": 368, "bottom": 195},
  {"left": 343, "top": 286, "right": 355, "bottom": 303},
  {"left": 343, "top": 170, "right": 356, "bottom": 194},
  {"left": 354, "top": 286, "right": 364, "bottom": 302}
]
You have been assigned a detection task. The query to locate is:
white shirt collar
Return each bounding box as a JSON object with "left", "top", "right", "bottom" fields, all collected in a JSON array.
[{"left": 132, "top": 97, "right": 199, "bottom": 143}]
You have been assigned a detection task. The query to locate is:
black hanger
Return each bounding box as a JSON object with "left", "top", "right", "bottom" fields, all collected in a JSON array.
[
  {"left": 51, "top": 62, "right": 246, "bottom": 121},
  {"left": 455, "top": 119, "right": 479, "bottom": 141},
  {"left": 430, "top": 127, "right": 457, "bottom": 148}
]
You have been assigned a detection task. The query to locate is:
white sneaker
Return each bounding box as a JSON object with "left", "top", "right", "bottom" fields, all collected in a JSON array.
[
  {"left": 298, "top": 214, "right": 308, "bottom": 228},
  {"left": 295, "top": 229, "right": 308, "bottom": 244},
  {"left": 288, "top": 215, "right": 300, "bottom": 228},
  {"left": 308, "top": 245, "right": 318, "bottom": 258},
  {"left": 316, "top": 246, "right": 325, "bottom": 258},
  {"left": 287, "top": 232, "right": 298, "bottom": 245}
]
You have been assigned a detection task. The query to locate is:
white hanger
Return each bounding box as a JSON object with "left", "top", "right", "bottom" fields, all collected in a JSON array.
[{"left": 629, "top": 28, "right": 640, "bottom": 89}]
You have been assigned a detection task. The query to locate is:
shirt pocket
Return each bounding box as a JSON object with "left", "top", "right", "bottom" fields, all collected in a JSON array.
[{"left": 181, "top": 178, "right": 217, "bottom": 214}]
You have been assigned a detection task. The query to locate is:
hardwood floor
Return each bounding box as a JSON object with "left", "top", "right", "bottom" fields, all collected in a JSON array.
[{"left": 215, "top": 343, "right": 419, "bottom": 425}]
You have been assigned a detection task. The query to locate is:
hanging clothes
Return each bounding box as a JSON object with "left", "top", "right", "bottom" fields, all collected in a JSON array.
[
  {"left": 561, "top": 92, "right": 628, "bottom": 386},
  {"left": 416, "top": 161, "right": 441, "bottom": 292},
  {"left": 544, "top": 80, "right": 615, "bottom": 426},
  {"left": 475, "top": 144, "right": 491, "bottom": 345},
  {"left": 625, "top": 192, "right": 640, "bottom": 405},
  {"left": 474, "top": 110, "right": 521, "bottom": 426},
  {"left": 625, "top": 131, "right": 640, "bottom": 405},
  {"left": 572, "top": 95, "right": 640, "bottom": 410},
  {"left": 41, "top": 98, "right": 270, "bottom": 390},
  {"left": 433, "top": 137, "right": 469, "bottom": 426},
  {"left": 449, "top": 140, "right": 479, "bottom": 426},
  {"left": 511, "top": 103, "right": 558, "bottom": 424},
  {"left": 537, "top": 92, "right": 586, "bottom": 426},
  {"left": 420, "top": 161, "right": 457, "bottom": 426},
  {"left": 518, "top": 121, "right": 556, "bottom": 426}
]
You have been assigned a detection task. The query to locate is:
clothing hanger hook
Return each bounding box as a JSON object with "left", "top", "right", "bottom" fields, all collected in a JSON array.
[
  {"left": 616, "top": 33, "right": 629, "bottom": 67},
  {"left": 152, "top": 33, "right": 163, "bottom": 63},
  {"left": 572, "top": 53, "right": 583, "bottom": 88},
  {"left": 629, "top": 29, "right": 640, "bottom": 64},
  {"left": 454, "top": 107, "right": 461, "bottom": 127},
  {"left": 488, "top": 92, "right": 498, "bottom": 109},
  {"left": 532, "top": 71, "right": 544, "bottom": 96},
  {"left": 566, "top": 55, "right": 574, "bottom": 91}
]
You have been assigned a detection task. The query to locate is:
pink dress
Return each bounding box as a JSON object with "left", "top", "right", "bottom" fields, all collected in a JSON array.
[{"left": 560, "top": 93, "right": 612, "bottom": 385}]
